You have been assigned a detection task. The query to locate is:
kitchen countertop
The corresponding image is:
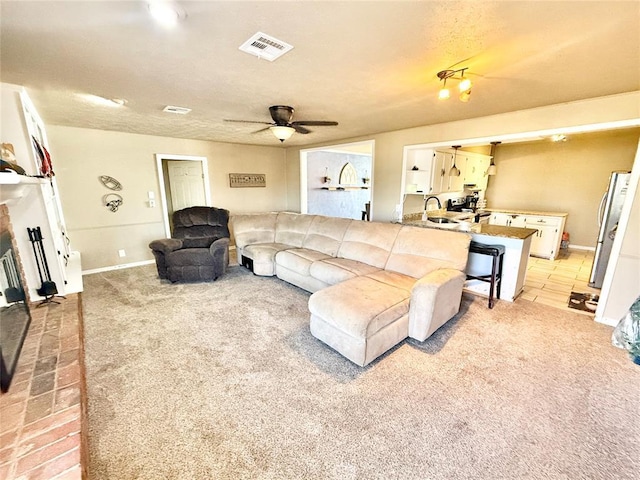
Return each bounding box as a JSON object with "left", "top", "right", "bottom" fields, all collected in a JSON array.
[
  {"left": 403, "top": 219, "right": 537, "bottom": 240},
  {"left": 484, "top": 208, "right": 569, "bottom": 217}
]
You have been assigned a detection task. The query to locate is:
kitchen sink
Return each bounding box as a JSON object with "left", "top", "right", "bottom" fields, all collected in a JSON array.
[
  {"left": 427, "top": 217, "right": 457, "bottom": 224},
  {"left": 425, "top": 216, "right": 460, "bottom": 230}
]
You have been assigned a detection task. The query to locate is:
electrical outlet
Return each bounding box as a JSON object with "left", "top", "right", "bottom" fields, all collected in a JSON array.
[{"left": 118, "top": 249, "right": 126, "bottom": 257}]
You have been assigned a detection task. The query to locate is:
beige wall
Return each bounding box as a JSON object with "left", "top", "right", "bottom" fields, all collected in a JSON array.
[
  {"left": 486, "top": 129, "right": 639, "bottom": 246},
  {"left": 285, "top": 92, "right": 640, "bottom": 223},
  {"left": 47, "top": 126, "right": 285, "bottom": 271}
]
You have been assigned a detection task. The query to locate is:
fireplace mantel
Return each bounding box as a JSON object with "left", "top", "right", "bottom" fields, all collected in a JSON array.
[{"left": 0, "top": 174, "right": 46, "bottom": 205}]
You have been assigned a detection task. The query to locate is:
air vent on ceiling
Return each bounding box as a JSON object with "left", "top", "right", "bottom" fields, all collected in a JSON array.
[
  {"left": 163, "top": 105, "right": 191, "bottom": 114},
  {"left": 239, "top": 32, "right": 293, "bottom": 61}
]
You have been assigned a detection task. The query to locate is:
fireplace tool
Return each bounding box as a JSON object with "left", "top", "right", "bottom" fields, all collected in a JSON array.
[{"left": 28, "top": 226, "right": 65, "bottom": 306}]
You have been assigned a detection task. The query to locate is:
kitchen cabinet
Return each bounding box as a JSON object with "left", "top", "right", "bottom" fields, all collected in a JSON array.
[
  {"left": 431, "top": 149, "right": 465, "bottom": 193},
  {"left": 525, "top": 215, "right": 564, "bottom": 259},
  {"left": 489, "top": 212, "right": 526, "bottom": 227},
  {"left": 488, "top": 209, "right": 566, "bottom": 260},
  {"left": 461, "top": 152, "right": 491, "bottom": 191}
]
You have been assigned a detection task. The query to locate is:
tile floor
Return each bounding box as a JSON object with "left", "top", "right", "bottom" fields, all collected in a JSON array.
[{"left": 520, "top": 248, "right": 599, "bottom": 315}]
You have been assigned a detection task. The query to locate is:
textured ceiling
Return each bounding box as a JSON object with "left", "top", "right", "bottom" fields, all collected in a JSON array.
[{"left": 1, "top": 1, "right": 639, "bottom": 148}]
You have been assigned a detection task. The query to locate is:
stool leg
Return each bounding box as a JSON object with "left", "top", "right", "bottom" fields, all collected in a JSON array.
[
  {"left": 488, "top": 254, "right": 499, "bottom": 309},
  {"left": 496, "top": 253, "right": 504, "bottom": 301}
]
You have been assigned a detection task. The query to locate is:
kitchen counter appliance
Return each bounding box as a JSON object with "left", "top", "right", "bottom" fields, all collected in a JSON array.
[{"left": 447, "top": 196, "right": 490, "bottom": 223}]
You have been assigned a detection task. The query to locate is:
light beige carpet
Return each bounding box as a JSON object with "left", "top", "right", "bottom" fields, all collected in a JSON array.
[{"left": 81, "top": 264, "right": 640, "bottom": 479}]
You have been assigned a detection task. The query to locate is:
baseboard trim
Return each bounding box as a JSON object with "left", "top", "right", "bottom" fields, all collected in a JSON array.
[
  {"left": 82, "top": 260, "right": 155, "bottom": 276},
  {"left": 568, "top": 244, "right": 596, "bottom": 251}
]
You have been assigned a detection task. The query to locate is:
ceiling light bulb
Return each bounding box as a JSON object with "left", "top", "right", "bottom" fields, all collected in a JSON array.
[
  {"left": 270, "top": 126, "right": 295, "bottom": 142},
  {"left": 148, "top": 1, "right": 181, "bottom": 27},
  {"left": 487, "top": 164, "right": 497, "bottom": 176},
  {"left": 459, "top": 90, "right": 471, "bottom": 102},
  {"left": 438, "top": 87, "right": 450, "bottom": 100},
  {"left": 458, "top": 77, "right": 472, "bottom": 92}
]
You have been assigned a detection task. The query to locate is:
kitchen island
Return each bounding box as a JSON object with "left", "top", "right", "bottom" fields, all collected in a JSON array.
[{"left": 403, "top": 214, "right": 536, "bottom": 302}]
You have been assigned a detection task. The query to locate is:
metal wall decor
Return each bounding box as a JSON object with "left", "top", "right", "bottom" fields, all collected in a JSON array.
[
  {"left": 339, "top": 162, "right": 358, "bottom": 185},
  {"left": 103, "top": 193, "right": 123, "bottom": 212},
  {"left": 229, "top": 173, "right": 266, "bottom": 188},
  {"left": 99, "top": 175, "right": 122, "bottom": 190}
]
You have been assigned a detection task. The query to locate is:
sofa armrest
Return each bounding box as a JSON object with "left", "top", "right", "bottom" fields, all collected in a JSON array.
[
  {"left": 149, "top": 238, "right": 183, "bottom": 255},
  {"left": 408, "top": 268, "right": 466, "bottom": 342}
]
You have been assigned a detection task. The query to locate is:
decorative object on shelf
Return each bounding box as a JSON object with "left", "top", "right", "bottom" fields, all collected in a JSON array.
[
  {"left": 411, "top": 165, "right": 419, "bottom": 171},
  {"left": 1, "top": 143, "right": 26, "bottom": 175},
  {"left": 103, "top": 193, "right": 123, "bottom": 212},
  {"left": 486, "top": 141, "right": 500, "bottom": 176},
  {"left": 31, "top": 136, "right": 54, "bottom": 177},
  {"left": 362, "top": 170, "right": 370, "bottom": 185},
  {"left": 99, "top": 175, "right": 123, "bottom": 190},
  {"left": 229, "top": 173, "right": 266, "bottom": 188},
  {"left": 449, "top": 146, "right": 461, "bottom": 177},
  {"left": 323, "top": 167, "right": 332, "bottom": 184},
  {"left": 437, "top": 67, "right": 472, "bottom": 102},
  {"left": 339, "top": 162, "right": 358, "bottom": 185}
]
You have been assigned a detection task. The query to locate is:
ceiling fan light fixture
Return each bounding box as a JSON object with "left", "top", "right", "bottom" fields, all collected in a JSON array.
[
  {"left": 148, "top": 1, "right": 185, "bottom": 28},
  {"left": 270, "top": 126, "right": 295, "bottom": 142}
]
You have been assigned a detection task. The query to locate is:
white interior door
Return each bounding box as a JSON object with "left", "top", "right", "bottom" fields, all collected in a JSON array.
[
  {"left": 155, "top": 154, "right": 212, "bottom": 238},
  {"left": 167, "top": 160, "right": 206, "bottom": 211}
]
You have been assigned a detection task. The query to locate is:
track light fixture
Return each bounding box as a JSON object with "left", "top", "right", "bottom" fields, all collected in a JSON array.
[{"left": 437, "top": 68, "right": 472, "bottom": 102}]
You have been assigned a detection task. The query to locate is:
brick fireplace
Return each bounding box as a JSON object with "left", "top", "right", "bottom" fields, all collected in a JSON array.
[{"left": 0, "top": 204, "right": 87, "bottom": 479}]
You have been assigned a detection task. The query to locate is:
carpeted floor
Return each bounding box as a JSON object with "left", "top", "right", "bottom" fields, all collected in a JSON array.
[{"left": 81, "top": 263, "right": 640, "bottom": 479}]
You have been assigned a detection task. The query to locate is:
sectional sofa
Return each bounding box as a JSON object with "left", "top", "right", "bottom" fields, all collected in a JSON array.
[{"left": 231, "top": 212, "right": 471, "bottom": 366}]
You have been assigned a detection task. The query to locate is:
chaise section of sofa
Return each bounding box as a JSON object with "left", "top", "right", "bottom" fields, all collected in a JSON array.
[{"left": 230, "top": 212, "right": 471, "bottom": 367}]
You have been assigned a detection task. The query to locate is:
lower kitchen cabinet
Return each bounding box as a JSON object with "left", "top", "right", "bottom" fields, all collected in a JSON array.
[{"left": 488, "top": 210, "right": 567, "bottom": 260}]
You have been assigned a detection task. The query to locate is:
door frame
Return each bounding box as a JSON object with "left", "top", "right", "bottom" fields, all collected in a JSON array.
[
  {"left": 299, "top": 139, "right": 375, "bottom": 218},
  {"left": 155, "top": 154, "right": 211, "bottom": 238}
]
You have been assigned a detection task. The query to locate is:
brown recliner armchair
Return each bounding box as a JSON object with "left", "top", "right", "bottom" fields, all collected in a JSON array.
[{"left": 149, "top": 206, "right": 230, "bottom": 282}]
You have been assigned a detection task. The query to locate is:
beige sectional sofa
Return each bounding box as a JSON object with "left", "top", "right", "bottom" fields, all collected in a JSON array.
[{"left": 231, "top": 212, "right": 471, "bottom": 366}]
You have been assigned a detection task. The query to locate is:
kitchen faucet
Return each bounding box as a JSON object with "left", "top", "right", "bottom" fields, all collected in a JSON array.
[{"left": 424, "top": 196, "right": 441, "bottom": 211}]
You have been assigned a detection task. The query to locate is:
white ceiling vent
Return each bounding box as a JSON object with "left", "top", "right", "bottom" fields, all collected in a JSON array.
[
  {"left": 163, "top": 105, "right": 191, "bottom": 114},
  {"left": 239, "top": 32, "right": 293, "bottom": 61}
]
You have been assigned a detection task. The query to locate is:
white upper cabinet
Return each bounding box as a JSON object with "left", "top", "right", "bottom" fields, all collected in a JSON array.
[
  {"left": 461, "top": 152, "right": 491, "bottom": 191},
  {"left": 403, "top": 147, "right": 434, "bottom": 195}
]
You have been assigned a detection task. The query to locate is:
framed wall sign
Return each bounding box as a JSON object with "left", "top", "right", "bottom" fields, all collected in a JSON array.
[{"left": 229, "top": 173, "right": 266, "bottom": 188}]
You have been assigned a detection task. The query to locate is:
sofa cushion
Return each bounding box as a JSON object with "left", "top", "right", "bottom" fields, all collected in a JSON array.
[
  {"left": 309, "top": 276, "right": 411, "bottom": 339},
  {"left": 385, "top": 226, "right": 471, "bottom": 278},
  {"left": 243, "top": 243, "right": 293, "bottom": 276},
  {"left": 275, "top": 248, "right": 331, "bottom": 276},
  {"left": 338, "top": 221, "right": 401, "bottom": 268},
  {"left": 310, "top": 257, "right": 380, "bottom": 285},
  {"left": 365, "top": 270, "right": 416, "bottom": 292},
  {"left": 231, "top": 213, "right": 277, "bottom": 250},
  {"left": 302, "top": 216, "right": 352, "bottom": 256},
  {"left": 274, "top": 212, "right": 315, "bottom": 247}
]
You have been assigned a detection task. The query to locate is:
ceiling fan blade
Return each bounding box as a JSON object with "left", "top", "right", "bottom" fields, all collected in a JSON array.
[
  {"left": 292, "top": 125, "right": 311, "bottom": 134},
  {"left": 224, "top": 119, "right": 273, "bottom": 125},
  {"left": 252, "top": 126, "right": 272, "bottom": 134},
  {"left": 292, "top": 120, "right": 339, "bottom": 126}
]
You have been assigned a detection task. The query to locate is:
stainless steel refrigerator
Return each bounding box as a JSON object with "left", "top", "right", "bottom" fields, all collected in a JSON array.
[{"left": 589, "top": 171, "right": 631, "bottom": 288}]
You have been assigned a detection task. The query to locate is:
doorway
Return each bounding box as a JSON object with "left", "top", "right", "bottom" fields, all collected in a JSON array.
[
  {"left": 155, "top": 154, "right": 212, "bottom": 238},
  {"left": 300, "top": 140, "right": 374, "bottom": 220}
]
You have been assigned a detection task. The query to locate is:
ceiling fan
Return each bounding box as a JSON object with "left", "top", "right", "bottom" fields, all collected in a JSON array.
[{"left": 224, "top": 105, "right": 338, "bottom": 142}]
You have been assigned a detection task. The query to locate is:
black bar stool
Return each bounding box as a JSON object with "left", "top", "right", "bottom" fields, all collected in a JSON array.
[{"left": 466, "top": 241, "right": 505, "bottom": 308}]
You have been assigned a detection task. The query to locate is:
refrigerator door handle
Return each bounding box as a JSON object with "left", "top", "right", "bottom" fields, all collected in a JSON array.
[{"left": 597, "top": 191, "right": 607, "bottom": 227}]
